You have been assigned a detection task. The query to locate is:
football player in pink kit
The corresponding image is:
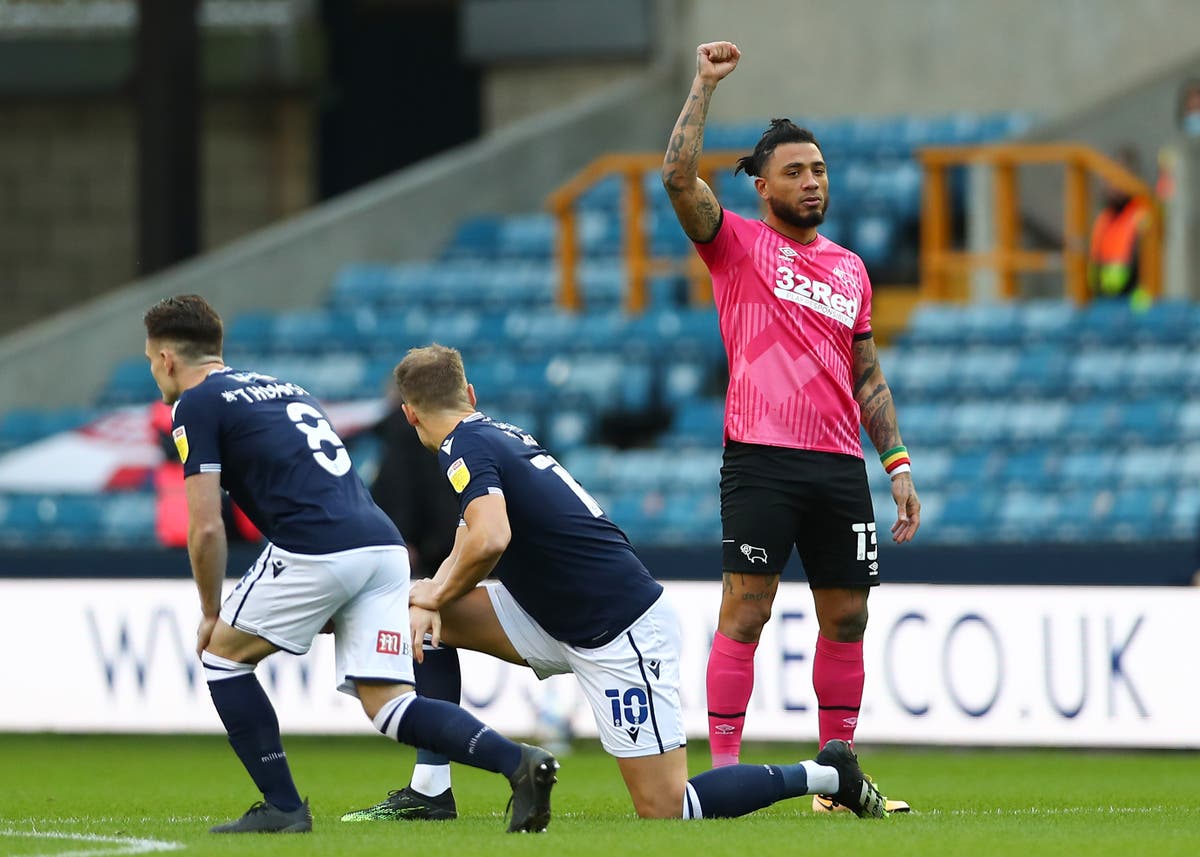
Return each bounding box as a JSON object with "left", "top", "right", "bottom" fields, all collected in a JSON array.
[{"left": 662, "top": 41, "right": 920, "bottom": 813}]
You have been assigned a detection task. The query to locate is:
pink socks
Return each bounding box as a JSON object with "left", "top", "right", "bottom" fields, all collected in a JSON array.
[
  {"left": 813, "top": 634, "right": 864, "bottom": 748},
  {"left": 706, "top": 631, "right": 758, "bottom": 767}
]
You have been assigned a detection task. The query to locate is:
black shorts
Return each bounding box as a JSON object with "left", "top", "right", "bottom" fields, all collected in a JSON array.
[{"left": 720, "top": 440, "right": 880, "bottom": 588}]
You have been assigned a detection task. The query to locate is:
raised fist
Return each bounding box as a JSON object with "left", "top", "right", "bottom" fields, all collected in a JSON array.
[{"left": 697, "top": 41, "right": 741, "bottom": 84}]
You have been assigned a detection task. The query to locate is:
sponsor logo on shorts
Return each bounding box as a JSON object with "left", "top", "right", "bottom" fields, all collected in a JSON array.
[
  {"left": 376, "top": 630, "right": 407, "bottom": 655},
  {"left": 740, "top": 543, "right": 769, "bottom": 564},
  {"left": 647, "top": 659, "right": 661, "bottom": 679}
]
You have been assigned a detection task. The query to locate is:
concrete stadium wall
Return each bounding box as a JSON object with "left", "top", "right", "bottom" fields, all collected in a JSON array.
[
  {"left": 0, "top": 66, "right": 678, "bottom": 411},
  {"left": 0, "top": 95, "right": 313, "bottom": 337},
  {"left": 674, "top": 0, "right": 1200, "bottom": 120}
]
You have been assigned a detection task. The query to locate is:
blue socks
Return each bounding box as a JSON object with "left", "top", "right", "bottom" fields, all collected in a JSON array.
[
  {"left": 206, "top": 672, "right": 302, "bottom": 812},
  {"left": 413, "top": 644, "right": 461, "bottom": 768},
  {"left": 686, "top": 763, "right": 810, "bottom": 818},
  {"left": 374, "top": 694, "right": 522, "bottom": 778}
]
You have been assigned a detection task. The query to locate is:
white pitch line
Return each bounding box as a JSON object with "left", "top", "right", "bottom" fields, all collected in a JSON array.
[
  {"left": 922, "top": 806, "right": 1169, "bottom": 817},
  {"left": 0, "top": 829, "right": 183, "bottom": 857}
]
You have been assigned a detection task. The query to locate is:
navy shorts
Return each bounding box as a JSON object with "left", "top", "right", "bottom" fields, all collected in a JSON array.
[{"left": 719, "top": 440, "right": 880, "bottom": 588}]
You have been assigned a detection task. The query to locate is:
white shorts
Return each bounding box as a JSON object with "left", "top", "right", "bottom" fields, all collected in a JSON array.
[
  {"left": 221, "top": 543, "right": 415, "bottom": 696},
  {"left": 486, "top": 584, "right": 685, "bottom": 758}
]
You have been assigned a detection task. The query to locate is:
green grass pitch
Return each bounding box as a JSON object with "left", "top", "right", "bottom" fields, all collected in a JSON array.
[{"left": 1, "top": 734, "right": 1198, "bottom": 856}]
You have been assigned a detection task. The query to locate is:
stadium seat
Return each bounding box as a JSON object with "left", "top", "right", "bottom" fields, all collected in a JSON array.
[
  {"left": 665, "top": 399, "right": 725, "bottom": 447},
  {"left": 935, "top": 490, "right": 996, "bottom": 543},
  {"left": 1114, "top": 446, "right": 1177, "bottom": 486},
  {"left": 997, "top": 448, "right": 1057, "bottom": 489},
  {"left": 1058, "top": 448, "right": 1120, "bottom": 489},
  {"left": 1167, "top": 486, "right": 1200, "bottom": 540},
  {"left": 1008, "top": 400, "right": 1068, "bottom": 444},
  {"left": 100, "top": 358, "right": 161, "bottom": 406}
]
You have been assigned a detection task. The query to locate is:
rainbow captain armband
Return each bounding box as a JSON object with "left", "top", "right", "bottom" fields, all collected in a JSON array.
[{"left": 880, "top": 445, "right": 911, "bottom": 477}]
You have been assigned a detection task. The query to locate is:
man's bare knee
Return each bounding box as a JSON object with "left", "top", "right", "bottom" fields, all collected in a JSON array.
[
  {"left": 355, "top": 680, "right": 414, "bottom": 721},
  {"left": 632, "top": 785, "right": 686, "bottom": 819}
]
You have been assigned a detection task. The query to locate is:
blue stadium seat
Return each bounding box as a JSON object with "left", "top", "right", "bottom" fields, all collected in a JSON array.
[
  {"left": 1076, "top": 301, "right": 1137, "bottom": 344},
  {"left": 100, "top": 358, "right": 161, "bottom": 406},
  {"left": 0, "top": 408, "right": 97, "bottom": 451},
  {"left": 945, "top": 448, "right": 999, "bottom": 489},
  {"left": 1109, "top": 487, "right": 1170, "bottom": 541},
  {"left": 1179, "top": 401, "right": 1200, "bottom": 441},
  {"left": 902, "top": 303, "right": 968, "bottom": 346},
  {"left": 1126, "top": 346, "right": 1187, "bottom": 394},
  {"left": 1052, "top": 489, "right": 1105, "bottom": 541},
  {"left": 1068, "top": 347, "right": 1129, "bottom": 396},
  {"left": 1114, "top": 446, "right": 1177, "bottom": 486},
  {"left": 576, "top": 175, "right": 622, "bottom": 212},
  {"left": 99, "top": 493, "right": 157, "bottom": 545},
  {"left": 935, "top": 490, "right": 996, "bottom": 542},
  {"left": 1008, "top": 400, "right": 1068, "bottom": 444},
  {"left": 442, "top": 215, "right": 502, "bottom": 261},
  {"left": 899, "top": 401, "right": 955, "bottom": 446},
  {"left": 497, "top": 215, "right": 556, "bottom": 259},
  {"left": 1063, "top": 400, "right": 1119, "bottom": 442},
  {"left": 996, "top": 490, "right": 1059, "bottom": 541},
  {"left": 1015, "top": 300, "right": 1075, "bottom": 343},
  {"left": 1113, "top": 399, "right": 1177, "bottom": 444},
  {"left": 950, "top": 401, "right": 1012, "bottom": 444},
  {"left": 665, "top": 399, "right": 725, "bottom": 448},
  {"left": 1012, "top": 346, "right": 1069, "bottom": 398},
  {"left": 1058, "top": 448, "right": 1120, "bottom": 489},
  {"left": 252, "top": 354, "right": 368, "bottom": 400},
  {"left": 997, "top": 449, "right": 1057, "bottom": 489},
  {"left": 1132, "top": 300, "right": 1195, "bottom": 345},
  {"left": 1167, "top": 486, "right": 1200, "bottom": 540},
  {"left": 851, "top": 213, "right": 899, "bottom": 271},
  {"left": 542, "top": 407, "right": 593, "bottom": 452},
  {"left": 958, "top": 348, "right": 1019, "bottom": 394},
  {"left": 580, "top": 210, "right": 622, "bottom": 257}
]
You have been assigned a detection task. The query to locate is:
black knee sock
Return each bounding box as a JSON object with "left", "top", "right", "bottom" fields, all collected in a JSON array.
[
  {"left": 413, "top": 645, "right": 461, "bottom": 768},
  {"left": 208, "top": 673, "right": 302, "bottom": 812}
]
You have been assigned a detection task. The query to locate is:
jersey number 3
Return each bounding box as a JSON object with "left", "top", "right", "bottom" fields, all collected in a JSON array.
[{"left": 286, "top": 402, "right": 352, "bottom": 477}]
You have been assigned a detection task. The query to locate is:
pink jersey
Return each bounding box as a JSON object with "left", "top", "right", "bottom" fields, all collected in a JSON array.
[{"left": 693, "top": 208, "right": 873, "bottom": 457}]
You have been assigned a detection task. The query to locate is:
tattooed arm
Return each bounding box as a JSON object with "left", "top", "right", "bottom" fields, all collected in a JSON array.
[
  {"left": 853, "top": 336, "right": 921, "bottom": 543},
  {"left": 661, "top": 41, "right": 740, "bottom": 242}
]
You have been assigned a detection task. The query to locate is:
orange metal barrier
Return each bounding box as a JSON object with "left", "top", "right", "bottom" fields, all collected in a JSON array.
[
  {"left": 546, "top": 152, "right": 746, "bottom": 313},
  {"left": 918, "top": 143, "right": 1163, "bottom": 302}
]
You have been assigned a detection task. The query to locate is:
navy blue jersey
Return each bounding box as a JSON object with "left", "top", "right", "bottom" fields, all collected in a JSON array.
[
  {"left": 438, "top": 413, "right": 662, "bottom": 647},
  {"left": 171, "top": 367, "right": 402, "bottom": 554}
]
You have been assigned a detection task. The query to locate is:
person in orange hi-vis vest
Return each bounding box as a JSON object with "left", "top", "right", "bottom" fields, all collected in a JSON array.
[{"left": 1088, "top": 146, "right": 1152, "bottom": 309}]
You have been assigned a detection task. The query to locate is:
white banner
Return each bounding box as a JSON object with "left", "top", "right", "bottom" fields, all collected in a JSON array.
[{"left": 0, "top": 580, "right": 1194, "bottom": 747}]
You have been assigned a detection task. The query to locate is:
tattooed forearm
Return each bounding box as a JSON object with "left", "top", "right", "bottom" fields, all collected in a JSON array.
[
  {"left": 860, "top": 383, "right": 901, "bottom": 453},
  {"left": 662, "top": 81, "right": 713, "bottom": 188},
  {"left": 853, "top": 338, "right": 904, "bottom": 454}
]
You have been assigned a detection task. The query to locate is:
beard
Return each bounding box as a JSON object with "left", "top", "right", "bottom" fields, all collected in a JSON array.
[{"left": 767, "top": 194, "right": 828, "bottom": 229}]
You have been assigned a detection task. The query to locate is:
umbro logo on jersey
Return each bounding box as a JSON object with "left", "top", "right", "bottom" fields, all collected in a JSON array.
[
  {"left": 740, "top": 543, "right": 769, "bottom": 564},
  {"left": 646, "top": 659, "right": 661, "bottom": 679},
  {"left": 626, "top": 726, "right": 641, "bottom": 742},
  {"left": 778, "top": 245, "right": 798, "bottom": 258}
]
